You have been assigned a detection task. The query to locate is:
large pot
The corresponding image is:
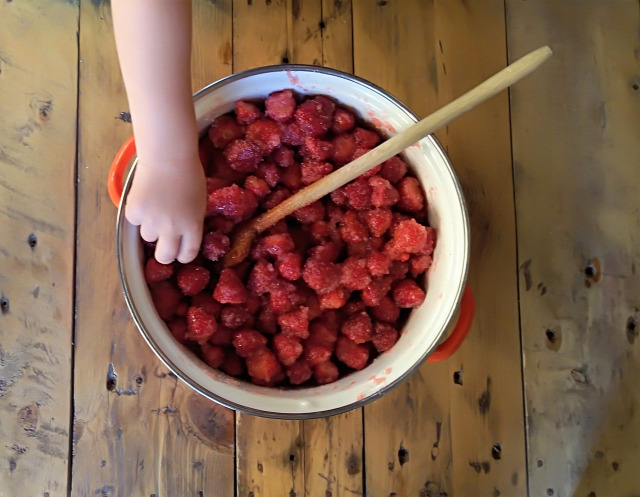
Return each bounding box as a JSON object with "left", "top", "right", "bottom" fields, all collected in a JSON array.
[{"left": 108, "top": 65, "right": 473, "bottom": 419}]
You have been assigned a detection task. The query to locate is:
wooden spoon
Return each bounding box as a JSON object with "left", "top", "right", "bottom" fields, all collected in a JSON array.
[{"left": 223, "top": 46, "right": 553, "bottom": 267}]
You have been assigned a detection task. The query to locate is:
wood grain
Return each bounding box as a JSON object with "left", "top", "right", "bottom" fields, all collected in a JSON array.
[
  {"left": 0, "top": 1, "right": 78, "bottom": 495},
  {"left": 192, "top": 0, "right": 234, "bottom": 91},
  {"left": 236, "top": 416, "right": 304, "bottom": 497},
  {"left": 353, "top": 0, "right": 437, "bottom": 118},
  {"left": 432, "top": 2, "right": 527, "bottom": 495},
  {"left": 286, "top": 0, "right": 322, "bottom": 67},
  {"left": 304, "top": 410, "right": 363, "bottom": 497},
  {"left": 232, "top": 3, "right": 364, "bottom": 496},
  {"left": 233, "top": 0, "right": 288, "bottom": 71},
  {"left": 321, "top": 0, "right": 353, "bottom": 73},
  {"left": 232, "top": 2, "right": 304, "bottom": 495},
  {"left": 352, "top": 3, "right": 456, "bottom": 496},
  {"left": 356, "top": 1, "right": 528, "bottom": 495},
  {"left": 507, "top": 1, "right": 640, "bottom": 495},
  {"left": 72, "top": 1, "right": 235, "bottom": 496},
  {"left": 301, "top": 4, "right": 363, "bottom": 496},
  {"left": 3, "top": 2, "right": 636, "bottom": 496}
]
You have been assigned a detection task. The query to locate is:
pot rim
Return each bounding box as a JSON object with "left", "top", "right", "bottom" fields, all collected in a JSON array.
[{"left": 115, "top": 64, "right": 470, "bottom": 419}]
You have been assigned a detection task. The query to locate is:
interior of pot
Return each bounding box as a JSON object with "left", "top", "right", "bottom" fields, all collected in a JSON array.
[{"left": 117, "top": 65, "right": 469, "bottom": 419}]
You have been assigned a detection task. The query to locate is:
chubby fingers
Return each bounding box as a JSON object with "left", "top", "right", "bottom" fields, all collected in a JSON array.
[
  {"left": 154, "top": 232, "right": 182, "bottom": 264},
  {"left": 139, "top": 223, "right": 158, "bottom": 244},
  {"left": 176, "top": 223, "right": 203, "bottom": 264},
  {"left": 152, "top": 222, "right": 202, "bottom": 265}
]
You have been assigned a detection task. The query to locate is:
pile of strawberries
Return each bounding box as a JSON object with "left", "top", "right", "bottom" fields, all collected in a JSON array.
[{"left": 144, "top": 89, "right": 436, "bottom": 387}]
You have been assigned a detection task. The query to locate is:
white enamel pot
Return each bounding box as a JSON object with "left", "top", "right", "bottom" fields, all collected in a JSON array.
[{"left": 108, "top": 65, "right": 474, "bottom": 419}]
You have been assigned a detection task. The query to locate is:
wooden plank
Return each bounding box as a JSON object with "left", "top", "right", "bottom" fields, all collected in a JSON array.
[
  {"left": 352, "top": 3, "right": 457, "bottom": 497},
  {"left": 232, "top": 3, "right": 363, "bottom": 497},
  {"left": 321, "top": 0, "right": 353, "bottom": 73},
  {"left": 353, "top": 1, "right": 438, "bottom": 118},
  {"left": 232, "top": 2, "right": 306, "bottom": 496},
  {"left": 233, "top": 0, "right": 288, "bottom": 70},
  {"left": 302, "top": 3, "right": 363, "bottom": 497},
  {"left": 232, "top": 3, "right": 301, "bottom": 495},
  {"left": 192, "top": 0, "right": 233, "bottom": 91},
  {"left": 304, "top": 410, "right": 363, "bottom": 497},
  {"left": 72, "top": 1, "right": 235, "bottom": 496},
  {"left": 286, "top": 0, "right": 322, "bottom": 66},
  {"left": 506, "top": 2, "right": 640, "bottom": 496},
  {"left": 236, "top": 416, "right": 304, "bottom": 497},
  {"left": 431, "top": 2, "right": 527, "bottom": 495},
  {"left": 356, "top": 1, "right": 528, "bottom": 495},
  {"left": 0, "top": 0, "right": 78, "bottom": 495},
  {"left": 363, "top": 366, "right": 455, "bottom": 497}
]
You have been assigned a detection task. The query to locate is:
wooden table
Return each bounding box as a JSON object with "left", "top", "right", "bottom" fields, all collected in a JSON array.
[{"left": 1, "top": 1, "right": 638, "bottom": 496}]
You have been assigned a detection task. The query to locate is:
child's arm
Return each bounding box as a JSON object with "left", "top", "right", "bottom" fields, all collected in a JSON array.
[{"left": 112, "top": 0, "right": 205, "bottom": 264}]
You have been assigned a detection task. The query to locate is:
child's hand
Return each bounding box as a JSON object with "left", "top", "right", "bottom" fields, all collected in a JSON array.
[
  {"left": 112, "top": 0, "right": 202, "bottom": 263},
  {"left": 125, "top": 156, "right": 206, "bottom": 264}
]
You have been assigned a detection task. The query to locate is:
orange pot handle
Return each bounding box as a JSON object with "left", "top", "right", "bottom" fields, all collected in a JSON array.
[
  {"left": 426, "top": 285, "right": 475, "bottom": 362},
  {"left": 108, "top": 136, "right": 137, "bottom": 207}
]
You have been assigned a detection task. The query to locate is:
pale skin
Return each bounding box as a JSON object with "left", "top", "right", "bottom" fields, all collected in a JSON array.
[{"left": 112, "top": 0, "right": 205, "bottom": 264}]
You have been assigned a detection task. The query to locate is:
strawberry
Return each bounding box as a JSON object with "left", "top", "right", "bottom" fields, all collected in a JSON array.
[
  {"left": 220, "top": 351, "right": 245, "bottom": 377},
  {"left": 186, "top": 306, "right": 218, "bottom": 344},
  {"left": 176, "top": 265, "right": 210, "bottom": 296},
  {"left": 213, "top": 269, "right": 248, "bottom": 304},
  {"left": 277, "top": 306, "right": 310, "bottom": 339},
  {"left": 392, "top": 279, "right": 426, "bottom": 308},
  {"left": 301, "top": 161, "right": 333, "bottom": 185},
  {"left": 201, "top": 343, "right": 225, "bottom": 368},
  {"left": 167, "top": 318, "right": 188, "bottom": 344},
  {"left": 232, "top": 329, "right": 268, "bottom": 358},
  {"left": 276, "top": 252, "right": 302, "bottom": 281},
  {"left": 313, "top": 361, "right": 339, "bottom": 385},
  {"left": 303, "top": 341, "right": 333, "bottom": 367},
  {"left": 380, "top": 156, "right": 408, "bottom": 184},
  {"left": 340, "top": 257, "right": 372, "bottom": 291},
  {"left": 353, "top": 127, "right": 380, "bottom": 148},
  {"left": 223, "top": 138, "right": 262, "bottom": 173},
  {"left": 295, "top": 96, "right": 335, "bottom": 137},
  {"left": 201, "top": 232, "right": 230, "bottom": 262},
  {"left": 366, "top": 251, "right": 392, "bottom": 277},
  {"left": 331, "top": 107, "right": 355, "bottom": 134},
  {"left": 220, "top": 305, "right": 254, "bottom": 329},
  {"left": 369, "top": 176, "right": 399, "bottom": 208},
  {"left": 208, "top": 114, "right": 245, "bottom": 148},
  {"left": 302, "top": 258, "right": 341, "bottom": 294},
  {"left": 317, "top": 286, "right": 350, "bottom": 310},
  {"left": 235, "top": 100, "right": 262, "bottom": 124},
  {"left": 286, "top": 358, "right": 313, "bottom": 385},
  {"left": 396, "top": 177, "right": 425, "bottom": 213},
  {"left": 265, "top": 89, "right": 296, "bottom": 122},
  {"left": 335, "top": 336, "right": 369, "bottom": 370},
  {"left": 144, "top": 257, "right": 173, "bottom": 283},
  {"left": 372, "top": 322, "right": 399, "bottom": 352},
  {"left": 370, "top": 296, "right": 400, "bottom": 323},
  {"left": 208, "top": 184, "right": 258, "bottom": 222},
  {"left": 341, "top": 312, "right": 373, "bottom": 344},
  {"left": 190, "top": 292, "right": 222, "bottom": 318},
  {"left": 246, "top": 348, "right": 282, "bottom": 384},
  {"left": 150, "top": 281, "right": 182, "bottom": 320},
  {"left": 246, "top": 119, "right": 282, "bottom": 155},
  {"left": 344, "top": 178, "right": 373, "bottom": 211},
  {"left": 273, "top": 333, "right": 303, "bottom": 367}
]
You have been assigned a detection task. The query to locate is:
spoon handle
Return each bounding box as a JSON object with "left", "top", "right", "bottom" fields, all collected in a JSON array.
[{"left": 254, "top": 45, "right": 553, "bottom": 233}]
